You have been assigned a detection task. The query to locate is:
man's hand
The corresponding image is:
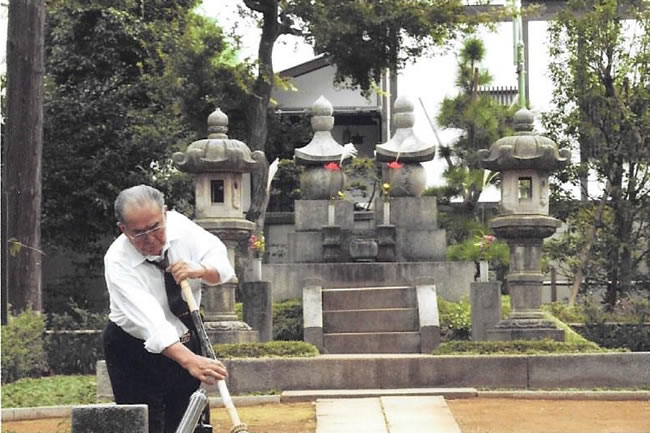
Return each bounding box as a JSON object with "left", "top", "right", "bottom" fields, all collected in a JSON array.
[
  {"left": 163, "top": 342, "right": 227, "bottom": 385},
  {"left": 183, "top": 353, "right": 228, "bottom": 385},
  {"left": 168, "top": 261, "right": 221, "bottom": 286}
]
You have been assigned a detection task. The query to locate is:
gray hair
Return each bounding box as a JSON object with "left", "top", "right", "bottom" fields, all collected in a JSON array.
[{"left": 114, "top": 185, "right": 165, "bottom": 224}]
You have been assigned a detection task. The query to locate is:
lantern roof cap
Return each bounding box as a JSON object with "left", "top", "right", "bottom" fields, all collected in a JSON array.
[
  {"left": 478, "top": 108, "right": 570, "bottom": 171},
  {"left": 173, "top": 108, "right": 264, "bottom": 173}
]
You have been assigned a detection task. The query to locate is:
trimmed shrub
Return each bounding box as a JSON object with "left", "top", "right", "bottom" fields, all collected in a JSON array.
[
  {"left": 570, "top": 323, "right": 650, "bottom": 352},
  {"left": 1, "top": 309, "right": 49, "bottom": 384},
  {"left": 45, "top": 330, "right": 104, "bottom": 374},
  {"left": 433, "top": 338, "right": 611, "bottom": 355},
  {"left": 272, "top": 298, "right": 303, "bottom": 341},
  {"left": 213, "top": 341, "right": 318, "bottom": 358}
]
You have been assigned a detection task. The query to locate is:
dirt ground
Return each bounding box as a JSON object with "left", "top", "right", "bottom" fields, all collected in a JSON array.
[{"left": 2, "top": 399, "right": 649, "bottom": 433}]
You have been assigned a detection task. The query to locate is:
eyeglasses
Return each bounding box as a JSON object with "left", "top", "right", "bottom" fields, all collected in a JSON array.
[{"left": 126, "top": 222, "right": 165, "bottom": 240}]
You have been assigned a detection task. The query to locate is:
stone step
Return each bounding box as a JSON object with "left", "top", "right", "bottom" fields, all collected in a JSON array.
[
  {"left": 322, "top": 286, "right": 415, "bottom": 310},
  {"left": 323, "top": 331, "right": 421, "bottom": 354},
  {"left": 323, "top": 308, "right": 419, "bottom": 333}
]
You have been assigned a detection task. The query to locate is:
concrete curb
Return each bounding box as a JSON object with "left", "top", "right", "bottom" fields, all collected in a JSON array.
[
  {"left": 1, "top": 395, "right": 281, "bottom": 422},
  {"left": 4, "top": 390, "right": 649, "bottom": 422},
  {"left": 281, "top": 387, "right": 478, "bottom": 403},
  {"left": 478, "top": 390, "right": 650, "bottom": 401}
]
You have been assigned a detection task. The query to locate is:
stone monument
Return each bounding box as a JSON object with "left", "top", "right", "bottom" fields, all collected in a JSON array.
[
  {"left": 375, "top": 96, "right": 445, "bottom": 262},
  {"left": 478, "top": 108, "right": 570, "bottom": 341},
  {"left": 172, "top": 108, "right": 263, "bottom": 343},
  {"left": 290, "top": 95, "right": 355, "bottom": 263}
]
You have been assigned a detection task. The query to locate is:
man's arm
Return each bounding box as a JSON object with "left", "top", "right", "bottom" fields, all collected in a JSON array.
[{"left": 163, "top": 341, "right": 227, "bottom": 384}]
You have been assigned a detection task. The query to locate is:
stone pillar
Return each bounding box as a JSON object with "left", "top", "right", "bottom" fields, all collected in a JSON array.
[
  {"left": 241, "top": 281, "right": 273, "bottom": 342},
  {"left": 302, "top": 278, "right": 324, "bottom": 352},
  {"left": 471, "top": 281, "right": 501, "bottom": 341},
  {"left": 72, "top": 404, "right": 147, "bottom": 433}
]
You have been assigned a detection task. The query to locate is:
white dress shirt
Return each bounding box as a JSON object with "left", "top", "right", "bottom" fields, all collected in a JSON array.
[{"left": 104, "top": 210, "right": 235, "bottom": 353}]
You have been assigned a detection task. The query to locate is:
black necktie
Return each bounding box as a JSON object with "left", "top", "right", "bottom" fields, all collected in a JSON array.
[{"left": 147, "top": 250, "right": 196, "bottom": 334}]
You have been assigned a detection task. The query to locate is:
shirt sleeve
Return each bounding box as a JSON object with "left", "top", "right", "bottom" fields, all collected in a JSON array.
[
  {"left": 105, "top": 259, "right": 179, "bottom": 353},
  {"left": 177, "top": 213, "right": 236, "bottom": 286}
]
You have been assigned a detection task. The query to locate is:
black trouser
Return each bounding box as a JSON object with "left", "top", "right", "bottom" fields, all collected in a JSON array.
[{"left": 103, "top": 321, "right": 200, "bottom": 433}]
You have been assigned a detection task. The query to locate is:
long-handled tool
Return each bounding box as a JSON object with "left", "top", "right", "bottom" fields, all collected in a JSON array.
[{"left": 175, "top": 280, "right": 250, "bottom": 433}]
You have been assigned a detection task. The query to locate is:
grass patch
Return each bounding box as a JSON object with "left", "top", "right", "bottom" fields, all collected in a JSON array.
[
  {"left": 213, "top": 340, "right": 319, "bottom": 358},
  {"left": 432, "top": 338, "right": 610, "bottom": 355},
  {"left": 2, "top": 375, "right": 97, "bottom": 408}
]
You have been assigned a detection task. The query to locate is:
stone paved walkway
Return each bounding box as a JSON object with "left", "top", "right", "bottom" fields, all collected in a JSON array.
[{"left": 316, "top": 396, "right": 462, "bottom": 433}]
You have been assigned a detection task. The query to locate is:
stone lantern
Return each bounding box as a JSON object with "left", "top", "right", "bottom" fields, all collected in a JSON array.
[
  {"left": 172, "top": 107, "right": 264, "bottom": 343},
  {"left": 478, "top": 108, "right": 571, "bottom": 341}
]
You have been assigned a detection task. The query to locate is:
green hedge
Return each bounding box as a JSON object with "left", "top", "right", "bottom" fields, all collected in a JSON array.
[
  {"left": 433, "top": 338, "right": 611, "bottom": 355},
  {"left": 570, "top": 323, "right": 650, "bottom": 352},
  {"left": 45, "top": 330, "right": 104, "bottom": 375},
  {"left": 272, "top": 298, "right": 303, "bottom": 341},
  {"left": 1, "top": 309, "right": 49, "bottom": 384},
  {"left": 212, "top": 341, "right": 318, "bottom": 358}
]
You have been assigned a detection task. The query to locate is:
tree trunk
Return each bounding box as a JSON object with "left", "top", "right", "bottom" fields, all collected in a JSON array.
[
  {"left": 5, "top": 0, "right": 45, "bottom": 313},
  {"left": 244, "top": 2, "right": 279, "bottom": 231}
]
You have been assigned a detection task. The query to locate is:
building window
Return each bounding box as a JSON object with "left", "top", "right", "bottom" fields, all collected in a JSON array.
[
  {"left": 518, "top": 177, "right": 532, "bottom": 200},
  {"left": 211, "top": 180, "right": 224, "bottom": 203}
]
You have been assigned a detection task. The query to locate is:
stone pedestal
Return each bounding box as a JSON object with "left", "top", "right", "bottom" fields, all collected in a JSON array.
[
  {"left": 72, "top": 404, "right": 148, "bottom": 433},
  {"left": 241, "top": 281, "right": 273, "bottom": 342},
  {"left": 199, "top": 219, "right": 259, "bottom": 344},
  {"left": 471, "top": 281, "right": 501, "bottom": 341},
  {"left": 376, "top": 197, "right": 446, "bottom": 262},
  {"left": 488, "top": 215, "right": 565, "bottom": 342}
]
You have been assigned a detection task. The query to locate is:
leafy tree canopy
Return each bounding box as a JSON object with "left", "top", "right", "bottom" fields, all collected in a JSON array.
[{"left": 42, "top": 0, "right": 251, "bottom": 255}]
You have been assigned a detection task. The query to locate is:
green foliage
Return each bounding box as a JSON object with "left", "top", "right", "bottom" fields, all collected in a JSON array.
[
  {"left": 544, "top": 298, "right": 650, "bottom": 351},
  {"left": 46, "top": 303, "right": 108, "bottom": 330},
  {"left": 39, "top": 1, "right": 252, "bottom": 310},
  {"left": 212, "top": 341, "right": 318, "bottom": 359},
  {"left": 289, "top": 0, "right": 484, "bottom": 92},
  {"left": 543, "top": 204, "right": 623, "bottom": 297},
  {"left": 574, "top": 323, "right": 650, "bottom": 352},
  {"left": 433, "top": 338, "right": 609, "bottom": 355},
  {"left": 542, "top": 302, "right": 586, "bottom": 324},
  {"left": 45, "top": 331, "right": 104, "bottom": 375},
  {"left": 1, "top": 309, "right": 49, "bottom": 384},
  {"left": 436, "top": 36, "right": 514, "bottom": 207},
  {"left": 235, "top": 298, "right": 304, "bottom": 341},
  {"left": 446, "top": 231, "right": 509, "bottom": 281},
  {"left": 272, "top": 298, "right": 304, "bottom": 341},
  {"left": 543, "top": 0, "right": 650, "bottom": 305},
  {"left": 438, "top": 297, "right": 472, "bottom": 340},
  {"left": 265, "top": 114, "right": 313, "bottom": 161},
  {"left": 1, "top": 375, "right": 97, "bottom": 408},
  {"left": 267, "top": 159, "right": 303, "bottom": 212}
]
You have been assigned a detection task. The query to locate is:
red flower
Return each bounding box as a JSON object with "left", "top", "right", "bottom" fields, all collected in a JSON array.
[
  {"left": 387, "top": 161, "right": 403, "bottom": 170},
  {"left": 324, "top": 162, "right": 341, "bottom": 171}
]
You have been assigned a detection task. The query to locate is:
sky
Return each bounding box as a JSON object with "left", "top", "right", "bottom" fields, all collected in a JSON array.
[{"left": 199, "top": 1, "right": 556, "bottom": 196}]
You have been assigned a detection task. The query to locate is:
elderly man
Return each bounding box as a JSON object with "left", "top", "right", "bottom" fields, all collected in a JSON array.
[{"left": 103, "top": 184, "right": 235, "bottom": 433}]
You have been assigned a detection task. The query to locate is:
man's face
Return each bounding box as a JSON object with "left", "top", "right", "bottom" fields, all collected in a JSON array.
[{"left": 118, "top": 203, "right": 167, "bottom": 256}]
